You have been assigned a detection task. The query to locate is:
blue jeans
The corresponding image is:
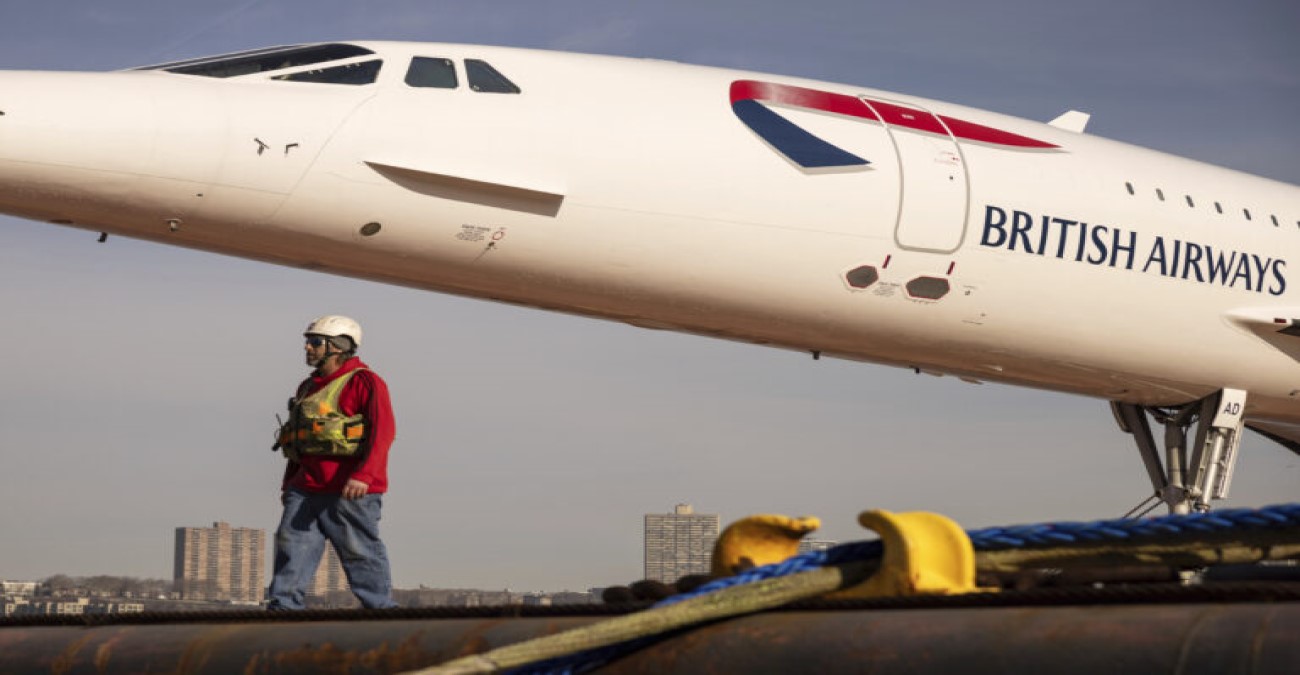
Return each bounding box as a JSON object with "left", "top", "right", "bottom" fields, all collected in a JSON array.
[{"left": 267, "top": 489, "right": 397, "bottom": 610}]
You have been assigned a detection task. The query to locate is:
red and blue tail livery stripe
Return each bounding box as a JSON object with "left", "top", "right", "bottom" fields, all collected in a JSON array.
[
  {"left": 730, "top": 80, "right": 1058, "bottom": 169},
  {"left": 729, "top": 81, "right": 874, "bottom": 168},
  {"left": 731, "top": 98, "right": 870, "bottom": 168}
]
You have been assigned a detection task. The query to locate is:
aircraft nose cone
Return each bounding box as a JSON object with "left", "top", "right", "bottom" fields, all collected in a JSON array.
[
  {"left": 0, "top": 100, "right": 10, "bottom": 147},
  {"left": 0, "top": 71, "right": 161, "bottom": 224},
  {"left": 0, "top": 69, "right": 236, "bottom": 232}
]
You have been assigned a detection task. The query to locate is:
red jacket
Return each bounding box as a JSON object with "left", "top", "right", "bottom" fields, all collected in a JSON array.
[{"left": 283, "top": 357, "right": 395, "bottom": 494}]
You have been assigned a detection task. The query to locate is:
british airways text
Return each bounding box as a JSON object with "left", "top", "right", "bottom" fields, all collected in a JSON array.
[{"left": 980, "top": 205, "right": 1287, "bottom": 296}]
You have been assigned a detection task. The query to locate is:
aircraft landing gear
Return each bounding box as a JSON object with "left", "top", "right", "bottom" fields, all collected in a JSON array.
[{"left": 1111, "top": 388, "right": 1248, "bottom": 516}]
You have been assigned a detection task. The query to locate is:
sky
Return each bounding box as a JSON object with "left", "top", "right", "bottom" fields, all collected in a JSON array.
[{"left": 0, "top": 0, "right": 1296, "bottom": 592}]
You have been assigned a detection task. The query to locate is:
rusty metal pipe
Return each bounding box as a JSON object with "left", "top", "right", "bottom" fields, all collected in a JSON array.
[{"left": 1, "top": 599, "right": 1296, "bottom": 674}]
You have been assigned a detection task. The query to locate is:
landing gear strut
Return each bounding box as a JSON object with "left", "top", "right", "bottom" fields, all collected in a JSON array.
[{"left": 1111, "top": 388, "right": 1248, "bottom": 516}]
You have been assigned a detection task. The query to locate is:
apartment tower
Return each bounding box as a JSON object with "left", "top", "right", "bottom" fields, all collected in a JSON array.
[
  {"left": 643, "top": 504, "right": 720, "bottom": 583},
  {"left": 310, "top": 543, "right": 350, "bottom": 598},
  {"left": 173, "top": 522, "right": 266, "bottom": 603}
]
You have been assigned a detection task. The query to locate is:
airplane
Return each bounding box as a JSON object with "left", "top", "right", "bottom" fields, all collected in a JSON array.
[{"left": 0, "top": 41, "right": 1296, "bottom": 515}]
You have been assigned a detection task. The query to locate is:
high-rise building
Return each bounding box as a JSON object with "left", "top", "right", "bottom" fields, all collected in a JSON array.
[
  {"left": 644, "top": 504, "right": 720, "bottom": 583},
  {"left": 174, "top": 521, "right": 266, "bottom": 603},
  {"left": 309, "top": 543, "right": 350, "bottom": 597}
]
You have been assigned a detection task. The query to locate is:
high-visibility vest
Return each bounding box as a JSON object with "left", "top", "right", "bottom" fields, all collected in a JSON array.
[{"left": 278, "top": 369, "right": 367, "bottom": 461}]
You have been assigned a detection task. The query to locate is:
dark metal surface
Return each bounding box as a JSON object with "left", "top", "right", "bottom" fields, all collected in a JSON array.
[
  {"left": 601, "top": 602, "right": 1300, "bottom": 674},
  {"left": 1, "top": 585, "right": 1297, "bottom": 674}
]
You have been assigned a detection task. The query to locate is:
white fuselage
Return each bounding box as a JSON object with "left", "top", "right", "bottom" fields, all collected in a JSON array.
[{"left": 1, "top": 41, "right": 1297, "bottom": 422}]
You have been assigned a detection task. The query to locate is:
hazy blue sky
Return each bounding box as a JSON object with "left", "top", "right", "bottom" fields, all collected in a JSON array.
[{"left": 0, "top": 1, "right": 1296, "bottom": 592}]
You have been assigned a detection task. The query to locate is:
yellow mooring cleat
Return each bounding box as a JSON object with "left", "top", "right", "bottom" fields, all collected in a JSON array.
[
  {"left": 836, "top": 509, "right": 983, "bottom": 598},
  {"left": 711, "top": 514, "right": 822, "bottom": 578}
]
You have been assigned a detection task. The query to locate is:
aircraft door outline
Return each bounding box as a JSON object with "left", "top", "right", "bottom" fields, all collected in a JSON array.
[{"left": 859, "top": 96, "right": 970, "bottom": 254}]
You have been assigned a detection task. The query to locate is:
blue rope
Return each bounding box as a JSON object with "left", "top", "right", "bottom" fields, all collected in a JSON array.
[
  {"left": 512, "top": 502, "right": 1300, "bottom": 674},
  {"left": 967, "top": 502, "right": 1300, "bottom": 550},
  {"left": 660, "top": 502, "right": 1300, "bottom": 607}
]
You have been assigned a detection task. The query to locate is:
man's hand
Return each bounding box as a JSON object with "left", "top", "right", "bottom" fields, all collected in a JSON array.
[{"left": 342, "top": 479, "right": 369, "bottom": 500}]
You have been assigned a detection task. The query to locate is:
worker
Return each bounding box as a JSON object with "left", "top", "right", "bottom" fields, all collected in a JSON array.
[{"left": 267, "top": 315, "right": 398, "bottom": 610}]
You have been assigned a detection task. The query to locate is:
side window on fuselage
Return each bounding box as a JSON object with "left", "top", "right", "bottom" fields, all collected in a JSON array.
[
  {"left": 405, "top": 57, "right": 458, "bottom": 89},
  {"left": 465, "top": 59, "right": 521, "bottom": 94},
  {"left": 274, "top": 60, "right": 383, "bottom": 85}
]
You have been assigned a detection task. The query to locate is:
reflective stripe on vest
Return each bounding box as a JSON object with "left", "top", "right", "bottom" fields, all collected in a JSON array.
[{"left": 278, "top": 368, "right": 368, "bottom": 461}]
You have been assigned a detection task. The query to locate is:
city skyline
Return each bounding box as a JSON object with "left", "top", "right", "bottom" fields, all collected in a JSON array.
[
  {"left": 10, "top": 506, "right": 734, "bottom": 596},
  {"left": 0, "top": 567, "right": 599, "bottom": 615},
  {"left": 1, "top": 1, "right": 1296, "bottom": 591}
]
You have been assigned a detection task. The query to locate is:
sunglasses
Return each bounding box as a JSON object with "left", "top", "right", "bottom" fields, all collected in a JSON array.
[{"left": 305, "top": 336, "right": 329, "bottom": 347}]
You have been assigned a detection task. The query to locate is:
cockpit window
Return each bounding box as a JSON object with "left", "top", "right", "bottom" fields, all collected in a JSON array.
[
  {"left": 274, "top": 60, "right": 383, "bottom": 85},
  {"left": 139, "top": 44, "right": 374, "bottom": 78},
  {"left": 405, "top": 57, "right": 458, "bottom": 89},
  {"left": 465, "top": 59, "right": 521, "bottom": 94}
]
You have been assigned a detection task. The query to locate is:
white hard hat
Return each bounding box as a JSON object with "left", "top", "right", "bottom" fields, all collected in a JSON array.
[{"left": 304, "top": 315, "right": 362, "bottom": 348}]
